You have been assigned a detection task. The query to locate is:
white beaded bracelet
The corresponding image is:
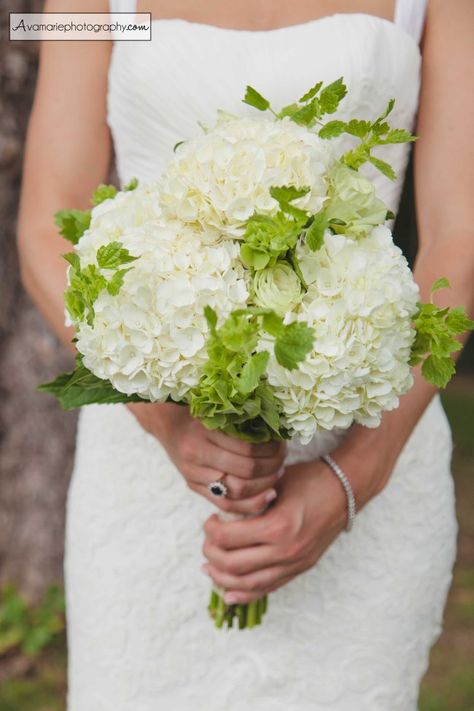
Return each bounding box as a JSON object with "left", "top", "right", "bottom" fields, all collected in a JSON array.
[{"left": 321, "top": 454, "right": 356, "bottom": 532}]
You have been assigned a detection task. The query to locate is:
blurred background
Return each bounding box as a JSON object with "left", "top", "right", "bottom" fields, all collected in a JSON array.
[{"left": 0, "top": 3, "right": 473, "bottom": 709}]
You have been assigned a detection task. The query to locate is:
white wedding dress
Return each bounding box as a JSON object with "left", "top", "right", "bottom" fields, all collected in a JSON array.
[{"left": 65, "top": 2, "right": 458, "bottom": 709}]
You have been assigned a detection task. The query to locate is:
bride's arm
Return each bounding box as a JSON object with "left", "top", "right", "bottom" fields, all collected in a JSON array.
[
  {"left": 202, "top": 0, "right": 474, "bottom": 604},
  {"left": 18, "top": 0, "right": 112, "bottom": 347}
]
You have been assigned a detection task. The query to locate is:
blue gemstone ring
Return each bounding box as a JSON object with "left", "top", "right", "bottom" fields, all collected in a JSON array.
[{"left": 208, "top": 477, "right": 228, "bottom": 498}]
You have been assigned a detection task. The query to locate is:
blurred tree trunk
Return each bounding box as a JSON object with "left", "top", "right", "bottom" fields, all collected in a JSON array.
[{"left": 0, "top": 2, "right": 77, "bottom": 601}]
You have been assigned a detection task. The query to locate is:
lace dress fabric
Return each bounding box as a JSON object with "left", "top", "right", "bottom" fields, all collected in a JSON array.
[{"left": 65, "top": 9, "right": 457, "bottom": 711}]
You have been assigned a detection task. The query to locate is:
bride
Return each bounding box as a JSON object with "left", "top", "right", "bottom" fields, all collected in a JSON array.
[{"left": 18, "top": 0, "right": 473, "bottom": 709}]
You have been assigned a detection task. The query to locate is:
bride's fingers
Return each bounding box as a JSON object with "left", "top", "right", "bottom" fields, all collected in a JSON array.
[
  {"left": 184, "top": 465, "right": 277, "bottom": 500},
  {"left": 192, "top": 482, "right": 277, "bottom": 515},
  {"left": 205, "top": 428, "right": 286, "bottom": 460},
  {"left": 202, "top": 540, "right": 283, "bottom": 576},
  {"left": 203, "top": 512, "right": 271, "bottom": 549},
  {"left": 201, "top": 442, "right": 285, "bottom": 479},
  {"left": 226, "top": 574, "right": 296, "bottom": 604},
  {"left": 202, "top": 561, "right": 298, "bottom": 601},
  {"left": 224, "top": 472, "right": 279, "bottom": 500}
]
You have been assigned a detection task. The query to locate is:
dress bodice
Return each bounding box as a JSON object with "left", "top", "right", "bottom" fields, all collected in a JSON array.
[{"left": 107, "top": 7, "right": 425, "bottom": 215}]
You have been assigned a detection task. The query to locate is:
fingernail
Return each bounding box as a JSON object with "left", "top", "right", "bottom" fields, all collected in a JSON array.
[
  {"left": 277, "top": 465, "right": 286, "bottom": 479},
  {"left": 201, "top": 564, "right": 210, "bottom": 576},
  {"left": 265, "top": 489, "right": 277, "bottom": 503},
  {"left": 224, "top": 594, "right": 238, "bottom": 605}
]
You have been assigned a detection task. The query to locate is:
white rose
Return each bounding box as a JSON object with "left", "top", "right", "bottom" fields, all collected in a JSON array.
[{"left": 252, "top": 262, "right": 302, "bottom": 316}]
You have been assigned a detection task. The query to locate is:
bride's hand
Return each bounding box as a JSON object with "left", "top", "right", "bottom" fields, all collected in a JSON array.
[
  {"left": 128, "top": 402, "right": 286, "bottom": 514},
  {"left": 201, "top": 459, "right": 349, "bottom": 603}
]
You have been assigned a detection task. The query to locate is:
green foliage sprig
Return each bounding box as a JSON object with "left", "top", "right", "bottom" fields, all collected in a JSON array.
[
  {"left": 242, "top": 79, "right": 416, "bottom": 180},
  {"left": 320, "top": 100, "right": 417, "bottom": 179},
  {"left": 188, "top": 306, "right": 314, "bottom": 441},
  {"left": 56, "top": 180, "right": 140, "bottom": 325},
  {"left": 410, "top": 279, "right": 474, "bottom": 388},
  {"left": 64, "top": 242, "right": 138, "bottom": 326},
  {"left": 38, "top": 355, "right": 146, "bottom": 410},
  {"left": 243, "top": 77, "right": 347, "bottom": 127},
  {"left": 240, "top": 186, "right": 309, "bottom": 271}
]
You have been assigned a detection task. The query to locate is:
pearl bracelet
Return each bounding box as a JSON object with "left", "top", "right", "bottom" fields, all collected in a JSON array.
[{"left": 321, "top": 454, "right": 356, "bottom": 532}]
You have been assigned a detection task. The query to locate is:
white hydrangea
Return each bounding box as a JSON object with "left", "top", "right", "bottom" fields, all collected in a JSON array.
[
  {"left": 158, "top": 115, "right": 333, "bottom": 238},
  {"left": 77, "top": 182, "right": 163, "bottom": 265},
  {"left": 262, "top": 226, "right": 420, "bottom": 443},
  {"left": 72, "top": 191, "right": 249, "bottom": 402}
]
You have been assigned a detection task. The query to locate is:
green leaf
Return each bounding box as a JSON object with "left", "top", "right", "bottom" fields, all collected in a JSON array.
[
  {"left": 54, "top": 209, "right": 91, "bottom": 245},
  {"left": 411, "top": 291, "right": 474, "bottom": 389},
  {"left": 342, "top": 143, "right": 371, "bottom": 170},
  {"left": 269, "top": 185, "right": 310, "bottom": 207},
  {"left": 65, "top": 263, "right": 107, "bottom": 325},
  {"left": 344, "top": 119, "right": 372, "bottom": 138},
  {"left": 38, "top": 362, "right": 147, "bottom": 410},
  {"left": 291, "top": 98, "right": 322, "bottom": 127},
  {"left": 299, "top": 81, "right": 323, "bottom": 103},
  {"left": 63, "top": 252, "right": 80, "bottom": 270},
  {"left": 381, "top": 128, "right": 417, "bottom": 144},
  {"left": 242, "top": 85, "right": 271, "bottom": 112},
  {"left": 274, "top": 322, "right": 314, "bottom": 370},
  {"left": 238, "top": 351, "right": 270, "bottom": 394},
  {"left": 257, "top": 384, "right": 283, "bottom": 435},
  {"left": 262, "top": 311, "right": 285, "bottom": 337},
  {"left": 374, "top": 98, "right": 395, "bottom": 124},
  {"left": 269, "top": 184, "right": 310, "bottom": 218},
  {"left": 96, "top": 241, "right": 138, "bottom": 269},
  {"left": 291, "top": 99, "right": 321, "bottom": 126},
  {"left": 204, "top": 305, "right": 218, "bottom": 331},
  {"left": 106, "top": 268, "right": 132, "bottom": 295},
  {"left": 123, "top": 177, "right": 138, "bottom": 191},
  {"left": 241, "top": 210, "right": 305, "bottom": 269},
  {"left": 91, "top": 183, "right": 118, "bottom": 206},
  {"left": 318, "top": 77, "right": 347, "bottom": 115},
  {"left": 445, "top": 307, "right": 474, "bottom": 334},
  {"left": 421, "top": 354, "right": 456, "bottom": 389},
  {"left": 220, "top": 312, "right": 259, "bottom": 354},
  {"left": 305, "top": 210, "right": 329, "bottom": 251},
  {"left": 64, "top": 241, "right": 138, "bottom": 324},
  {"left": 276, "top": 103, "right": 300, "bottom": 120},
  {"left": 431, "top": 276, "right": 451, "bottom": 294},
  {"left": 319, "top": 120, "right": 347, "bottom": 139},
  {"left": 368, "top": 155, "right": 397, "bottom": 180},
  {"left": 240, "top": 243, "right": 271, "bottom": 270},
  {"left": 64, "top": 289, "right": 85, "bottom": 323}
]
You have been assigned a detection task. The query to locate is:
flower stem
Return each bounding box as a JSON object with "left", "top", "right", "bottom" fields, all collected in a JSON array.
[{"left": 208, "top": 590, "right": 268, "bottom": 630}]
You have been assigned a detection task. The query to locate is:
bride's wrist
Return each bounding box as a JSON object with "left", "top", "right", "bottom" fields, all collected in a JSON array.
[
  {"left": 126, "top": 401, "right": 175, "bottom": 443},
  {"left": 329, "top": 422, "right": 402, "bottom": 510}
]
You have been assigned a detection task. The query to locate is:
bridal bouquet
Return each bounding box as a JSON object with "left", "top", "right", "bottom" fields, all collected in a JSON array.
[{"left": 41, "top": 78, "right": 473, "bottom": 628}]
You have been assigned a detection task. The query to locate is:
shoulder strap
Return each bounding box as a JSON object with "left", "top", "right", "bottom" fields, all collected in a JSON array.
[
  {"left": 394, "top": 0, "right": 428, "bottom": 44},
  {"left": 109, "top": 0, "right": 137, "bottom": 12}
]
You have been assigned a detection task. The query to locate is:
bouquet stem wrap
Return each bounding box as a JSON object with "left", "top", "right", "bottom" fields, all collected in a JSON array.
[{"left": 207, "top": 511, "right": 268, "bottom": 629}]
